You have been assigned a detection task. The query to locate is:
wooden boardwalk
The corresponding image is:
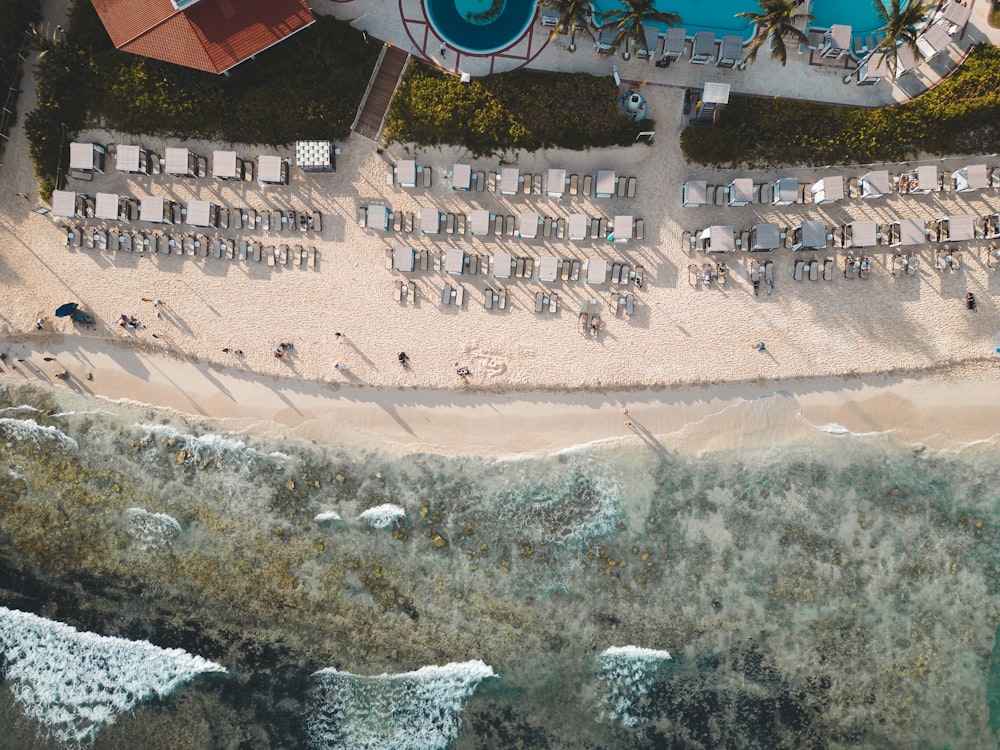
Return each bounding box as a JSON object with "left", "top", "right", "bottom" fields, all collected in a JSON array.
[{"left": 354, "top": 45, "right": 409, "bottom": 142}]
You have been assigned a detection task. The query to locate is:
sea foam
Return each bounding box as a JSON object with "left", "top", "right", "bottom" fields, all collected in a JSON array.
[
  {"left": 0, "top": 607, "right": 226, "bottom": 745},
  {"left": 598, "top": 646, "right": 672, "bottom": 727},
  {"left": 0, "top": 417, "right": 78, "bottom": 450},
  {"left": 305, "top": 661, "right": 496, "bottom": 750},
  {"left": 358, "top": 504, "right": 406, "bottom": 529},
  {"left": 125, "top": 507, "right": 182, "bottom": 551},
  {"left": 313, "top": 510, "right": 343, "bottom": 523}
]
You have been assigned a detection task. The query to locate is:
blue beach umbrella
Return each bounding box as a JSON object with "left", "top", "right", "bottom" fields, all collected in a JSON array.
[{"left": 55, "top": 302, "right": 79, "bottom": 317}]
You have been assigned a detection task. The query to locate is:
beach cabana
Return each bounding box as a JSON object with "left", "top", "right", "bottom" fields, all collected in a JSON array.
[
  {"left": 845, "top": 220, "right": 878, "bottom": 248},
  {"left": 917, "top": 22, "right": 950, "bottom": 60},
  {"left": 140, "top": 195, "right": 167, "bottom": 223},
  {"left": 682, "top": 180, "right": 708, "bottom": 207},
  {"left": 860, "top": 170, "right": 891, "bottom": 199},
  {"left": 187, "top": 200, "right": 217, "bottom": 228},
  {"left": 420, "top": 207, "right": 440, "bottom": 234},
  {"left": 811, "top": 176, "right": 844, "bottom": 204},
  {"left": 700, "top": 225, "right": 735, "bottom": 253},
  {"left": 494, "top": 251, "right": 513, "bottom": 279},
  {"left": 52, "top": 190, "right": 78, "bottom": 218},
  {"left": 612, "top": 215, "right": 633, "bottom": 243},
  {"left": 894, "top": 44, "right": 920, "bottom": 77},
  {"left": 257, "top": 155, "right": 288, "bottom": 185},
  {"left": 470, "top": 209, "right": 491, "bottom": 236},
  {"left": 212, "top": 150, "right": 244, "bottom": 180},
  {"left": 586, "top": 259, "right": 608, "bottom": 285},
  {"left": 717, "top": 35, "right": 743, "bottom": 67},
  {"left": 952, "top": 164, "right": 988, "bottom": 193},
  {"left": 393, "top": 246, "right": 415, "bottom": 272},
  {"left": 983, "top": 213, "right": 1000, "bottom": 240},
  {"left": 165, "top": 147, "right": 197, "bottom": 177},
  {"left": 367, "top": 204, "right": 389, "bottom": 232},
  {"left": 295, "top": 140, "right": 335, "bottom": 172},
  {"left": 499, "top": 168, "right": 520, "bottom": 196},
  {"left": 750, "top": 223, "right": 781, "bottom": 252},
  {"left": 792, "top": 221, "right": 827, "bottom": 250},
  {"left": 772, "top": 177, "right": 798, "bottom": 206},
  {"left": 943, "top": 0, "right": 972, "bottom": 31},
  {"left": 857, "top": 51, "right": 888, "bottom": 85},
  {"left": 727, "top": 178, "right": 754, "bottom": 207},
  {"left": 450, "top": 164, "right": 471, "bottom": 191},
  {"left": 662, "top": 27, "right": 686, "bottom": 61},
  {"left": 69, "top": 142, "right": 105, "bottom": 173},
  {"left": 517, "top": 211, "right": 539, "bottom": 239},
  {"left": 899, "top": 165, "right": 937, "bottom": 195},
  {"left": 538, "top": 256, "right": 559, "bottom": 283},
  {"left": 937, "top": 214, "right": 975, "bottom": 242},
  {"left": 595, "top": 24, "right": 616, "bottom": 52},
  {"left": 568, "top": 214, "right": 589, "bottom": 241},
  {"left": 95, "top": 192, "right": 120, "bottom": 221},
  {"left": 890, "top": 218, "right": 926, "bottom": 247},
  {"left": 445, "top": 247, "right": 465, "bottom": 275},
  {"left": 594, "top": 170, "right": 616, "bottom": 198},
  {"left": 820, "top": 25, "right": 852, "bottom": 58},
  {"left": 690, "top": 31, "right": 715, "bottom": 64},
  {"left": 396, "top": 160, "right": 417, "bottom": 189},
  {"left": 546, "top": 168, "right": 567, "bottom": 198},
  {"left": 115, "top": 144, "right": 149, "bottom": 174}
]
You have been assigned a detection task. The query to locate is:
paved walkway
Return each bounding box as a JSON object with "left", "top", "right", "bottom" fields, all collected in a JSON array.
[{"left": 316, "top": 0, "right": 1000, "bottom": 107}]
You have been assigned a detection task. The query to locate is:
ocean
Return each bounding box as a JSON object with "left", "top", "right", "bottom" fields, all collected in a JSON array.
[{"left": 0, "top": 380, "right": 998, "bottom": 749}]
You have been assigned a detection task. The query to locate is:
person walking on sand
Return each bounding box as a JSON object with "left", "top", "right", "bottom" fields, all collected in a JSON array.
[{"left": 754, "top": 341, "right": 766, "bottom": 352}]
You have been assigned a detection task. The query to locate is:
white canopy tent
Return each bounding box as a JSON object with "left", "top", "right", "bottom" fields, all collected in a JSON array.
[
  {"left": 538, "top": 256, "right": 559, "bottom": 283},
  {"left": 212, "top": 150, "right": 241, "bottom": 180},
  {"left": 860, "top": 170, "right": 891, "bottom": 199},
  {"left": 51, "top": 190, "right": 77, "bottom": 218},
  {"left": 295, "top": 140, "right": 335, "bottom": 172},
  {"left": 727, "top": 178, "right": 753, "bottom": 207},
  {"left": 612, "top": 216, "right": 633, "bottom": 243},
  {"left": 891, "top": 218, "right": 926, "bottom": 247},
  {"left": 164, "top": 147, "right": 196, "bottom": 176},
  {"left": 69, "top": 142, "right": 105, "bottom": 172},
  {"left": 953, "top": 164, "right": 988, "bottom": 192},
  {"left": 451, "top": 164, "right": 471, "bottom": 191},
  {"left": 546, "top": 168, "right": 566, "bottom": 198},
  {"left": 115, "top": 144, "right": 147, "bottom": 174},
  {"left": 94, "top": 192, "right": 120, "bottom": 221},
  {"left": 772, "top": 178, "right": 798, "bottom": 206},
  {"left": 420, "top": 207, "right": 440, "bottom": 234},
  {"left": 445, "top": 247, "right": 465, "bottom": 275},
  {"left": 793, "top": 221, "right": 826, "bottom": 250},
  {"left": 939, "top": 214, "right": 975, "bottom": 242},
  {"left": 393, "top": 246, "right": 415, "bottom": 272},
  {"left": 140, "top": 195, "right": 167, "bottom": 223},
  {"left": 257, "top": 155, "right": 287, "bottom": 184},
  {"left": 701, "top": 225, "right": 735, "bottom": 253},
  {"left": 811, "top": 176, "right": 844, "bottom": 204},
  {"left": 469, "top": 209, "right": 491, "bottom": 236},
  {"left": 494, "top": 251, "right": 513, "bottom": 279},
  {"left": 517, "top": 211, "right": 539, "bottom": 239},
  {"left": 846, "top": 220, "right": 878, "bottom": 248},
  {"left": 397, "top": 160, "right": 417, "bottom": 188},
  {"left": 683, "top": 180, "right": 708, "bottom": 207},
  {"left": 750, "top": 223, "right": 781, "bottom": 251},
  {"left": 586, "top": 259, "right": 609, "bottom": 285},
  {"left": 187, "top": 200, "right": 216, "bottom": 228},
  {"left": 594, "top": 170, "right": 616, "bottom": 198},
  {"left": 568, "top": 214, "right": 588, "bottom": 241},
  {"left": 820, "top": 25, "right": 852, "bottom": 58},
  {"left": 499, "top": 168, "right": 520, "bottom": 195},
  {"left": 367, "top": 204, "right": 389, "bottom": 231}
]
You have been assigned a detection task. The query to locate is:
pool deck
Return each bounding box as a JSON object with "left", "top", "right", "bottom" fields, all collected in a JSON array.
[{"left": 319, "top": 0, "right": 1000, "bottom": 108}]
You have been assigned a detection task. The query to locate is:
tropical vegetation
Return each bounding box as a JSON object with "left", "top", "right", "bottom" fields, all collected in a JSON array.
[
  {"left": 598, "top": 0, "right": 680, "bottom": 57},
  {"left": 539, "top": 0, "right": 594, "bottom": 49},
  {"left": 25, "top": 1, "right": 378, "bottom": 200},
  {"left": 873, "top": 0, "right": 933, "bottom": 78},
  {"left": 680, "top": 44, "right": 1000, "bottom": 168},
  {"left": 0, "top": 0, "right": 41, "bottom": 159},
  {"left": 736, "top": 0, "right": 813, "bottom": 66},
  {"left": 384, "top": 63, "right": 652, "bottom": 156}
]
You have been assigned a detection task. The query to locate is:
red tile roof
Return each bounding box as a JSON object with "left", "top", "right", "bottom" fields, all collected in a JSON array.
[{"left": 91, "top": 0, "right": 315, "bottom": 74}]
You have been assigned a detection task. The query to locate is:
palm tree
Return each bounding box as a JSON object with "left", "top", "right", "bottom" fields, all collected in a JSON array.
[
  {"left": 599, "top": 0, "right": 681, "bottom": 58},
  {"left": 539, "top": 0, "right": 594, "bottom": 51},
  {"left": 736, "top": 0, "right": 813, "bottom": 66},
  {"left": 872, "top": 0, "right": 933, "bottom": 79}
]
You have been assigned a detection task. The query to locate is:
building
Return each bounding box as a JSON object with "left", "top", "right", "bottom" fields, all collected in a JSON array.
[{"left": 90, "top": 0, "right": 315, "bottom": 75}]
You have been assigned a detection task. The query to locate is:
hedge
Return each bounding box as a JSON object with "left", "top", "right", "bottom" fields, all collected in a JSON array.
[
  {"left": 384, "top": 63, "right": 653, "bottom": 156},
  {"left": 681, "top": 43, "right": 1000, "bottom": 168},
  {"left": 0, "top": 0, "right": 41, "bottom": 159},
  {"left": 26, "top": 1, "right": 379, "bottom": 200}
]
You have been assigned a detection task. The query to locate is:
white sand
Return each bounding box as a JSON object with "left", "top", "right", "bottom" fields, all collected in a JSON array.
[{"left": 1, "top": 80, "right": 999, "bottom": 456}]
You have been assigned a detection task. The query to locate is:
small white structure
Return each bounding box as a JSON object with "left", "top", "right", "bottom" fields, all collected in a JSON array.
[
  {"left": 546, "top": 168, "right": 567, "bottom": 198},
  {"left": 860, "top": 170, "right": 891, "bottom": 199},
  {"left": 811, "top": 176, "right": 844, "bottom": 204},
  {"left": 69, "top": 142, "right": 105, "bottom": 173},
  {"left": 494, "top": 251, "right": 513, "bottom": 279},
  {"left": 186, "top": 200, "right": 217, "bottom": 228},
  {"left": 772, "top": 177, "right": 799, "bottom": 206},
  {"left": 115, "top": 144, "right": 148, "bottom": 174},
  {"left": 700, "top": 225, "right": 735, "bottom": 253},
  {"left": 727, "top": 178, "right": 753, "bottom": 207},
  {"left": 917, "top": 22, "right": 950, "bottom": 60},
  {"left": 820, "top": 25, "right": 852, "bottom": 58},
  {"left": 257, "top": 155, "right": 288, "bottom": 185},
  {"left": 451, "top": 163, "right": 471, "bottom": 191},
  {"left": 845, "top": 220, "right": 878, "bottom": 248},
  {"left": 499, "top": 167, "right": 520, "bottom": 196},
  {"left": 51, "top": 190, "right": 77, "bottom": 218},
  {"left": 94, "top": 192, "right": 120, "bottom": 221},
  {"left": 164, "top": 147, "right": 197, "bottom": 177},
  {"left": 586, "top": 259, "right": 609, "bottom": 285},
  {"left": 420, "top": 207, "right": 440, "bottom": 234},
  {"left": 937, "top": 214, "right": 975, "bottom": 242},
  {"left": 568, "top": 213, "right": 589, "bottom": 240},
  {"left": 952, "top": 164, "right": 988, "bottom": 193},
  {"left": 140, "top": 195, "right": 167, "bottom": 223},
  {"left": 445, "top": 247, "right": 465, "bottom": 275},
  {"left": 594, "top": 170, "right": 616, "bottom": 198},
  {"left": 857, "top": 51, "right": 888, "bottom": 85},
  {"left": 682, "top": 180, "right": 708, "bottom": 207},
  {"left": 750, "top": 223, "right": 781, "bottom": 251},
  {"left": 396, "top": 159, "right": 417, "bottom": 188},
  {"left": 900, "top": 165, "right": 937, "bottom": 195},
  {"left": 890, "top": 218, "right": 926, "bottom": 247},
  {"left": 295, "top": 140, "right": 335, "bottom": 172},
  {"left": 792, "top": 221, "right": 827, "bottom": 250},
  {"left": 212, "top": 150, "right": 244, "bottom": 180},
  {"left": 717, "top": 34, "right": 743, "bottom": 67},
  {"left": 690, "top": 31, "right": 715, "bottom": 64},
  {"left": 393, "top": 246, "right": 415, "bottom": 272},
  {"left": 469, "top": 209, "right": 491, "bottom": 236},
  {"left": 367, "top": 204, "right": 389, "bottom": 231},
  {"left": 611, "top": 215, "right": 633, "bottom": 243},
  {"left": 517, "top": 211, "right": 539, "bottom": 239},
  {"left": 538, "top": 256, "right": 559, "bottom": 282}
]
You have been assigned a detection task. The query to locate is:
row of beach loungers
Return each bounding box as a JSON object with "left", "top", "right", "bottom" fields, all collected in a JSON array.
[{"left": 61, "top": 225, "right": 317, "bottom": 267}]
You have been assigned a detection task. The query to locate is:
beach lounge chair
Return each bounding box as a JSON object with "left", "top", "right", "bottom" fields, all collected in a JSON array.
[
  {"left": 590, "top": 314, "right": 601, "bottom": 338},
  {"left": 556, "top": 218, "right": 566, "bottom": 239},
  {"left": 267, "top": 246, "right": 276, "bottom": 266},
  {"left": 475, "top": 171, "right": 485, "bottom": 191},
  {"left": 420, "top": 250, "right": 430, "bottom": 271},
  {"left": 611, "top": 292, "right": 624, "bottom": 315},
  {"left": 936, "top": 250, "right": 947, "bottom": 271},
  {"left": 635, "top": 219, "right": 644, "bottom": 242},
  {"left": 823, "top": 259, "right": 834, "bottom": 281},
  {"left": 716, "top": 263, "right": 726, "bottom": 286},
  {"left": 484, "top": 286, "right": 494, "bottom": 309},
  {"left": 442, "top": 285, "right": 454, "bottom": 305},
  {"left": 280, "top": 245, "right": 290, "bottom": 264},
  {"left": 493, "top": 215, "right": 503, "bottom": 235},
  {"left": 688, "top": 263, "right": 699, "bottom": 287},
  {"left": 570, "top": 260, "right": 580, "bottom": 281},
  {"left": 579, "top": 311, "right": 589, "bottom": 334},
  {"left": 357, "top": 206, "right": 367, "bottom": 228},
  {"left": 488, "top": 171, "right": 498, "bottom": 192},
  {"left": 626, "top": 177, "right": 637, "bottom": 198},
  {"left": 523, "top": 174, "right": 532, "bottom": 195},
  {"left": 408, "top": 283, "right": 417, "bottom": 304},
  {"left": 764, "top": 261, "right": 774, "bottom": 287},
  {"left": 533, "top": 174, "right": 543, "bottom": 196},
  {"left": 516, "top": 257, "right": 526, "bottom": 277},
  {"left": 617, "top": 177, "right": 627, "bottom": 198},
  {"left": 949, "top": 252, "right": 961, "bottom": 271},
  {"left": 907, "top": 255, "right": 918, "bottom": 276},
  {"left": 394, "top": 281, "right": 403, "bottom": 302},
  {"left": 251, "top": 243, "right": 262, "bottom": 262},
  {"left": 454, "top": 286, "right": 465, "bottom": 306},
  {"left": 385, "top": 248, "right": 393, "bottom": 270},
  {"left": 535, "top": 291, "right": 545, "bottom": 313},
  {"left": 309, "top": 247, "right": 317, "bottom": 269},
  {"left": 523, "top": 257, "right": 534, "bottom": 278},
  {"left": 468, "top": 254, "right": 480, "bottom": 275},
  {"left": 393, "top": 212, "right": 403, "bottom": 232},
  {"left": 560, "top": 259, "right": 571, "bottom": 281},
  {"left": 988, "top": 246, "right": 1000, "bottom": 270},
  {"left": 625, "top": 294, "right": 635, "bottom": 316},
  {"left": 543, "top": 218, "right": 553, "bottom": 239},
  {"left": 583, "top": 174, "right": 593, "bottom": 197},
  {"left": 504, "top": 215, "right": 515, "bottom": 236},
  {"left": 446, "top": 213, "right": 456, "bottom": 234},
  {"left": 794, "top": 260, "right": 805, "bottom": 281},
  {"left": 592, "top": 219, "right": 603, "bottom": 240},
  {"left": 549, "top": 293, "right": 558, "bottom": 314},
  {"left": 569, "top": 174, "right": 579, "bottom": 196},
  {"left": 611, "top": 263, "right": 622, "bottom": 284},
  {"left": 809, "top": 261, "right": 820, "bottom": 281},
  {"left": 844, "top": 256, "right": 856, "bottom": 278},
  {"left": 433, "top": 252, "right": 442, "bottom": 272},
  {"left": 633, "top": 265, "right": 645, "bottom": 289},
  {"left": 457, "top": 214, "right": 467, "bottom": 235},
  {"left": 497, "top": 288, "right": 508, "bottom": 310},
  {"left": 404, "top": 212, "right": 414, "bottom": 233},
  {"left": 422, "top": 167, "right": 432, "bottom": 188},
  {"left": 295, "top": 245, "right": 306, "bottom": 267}
]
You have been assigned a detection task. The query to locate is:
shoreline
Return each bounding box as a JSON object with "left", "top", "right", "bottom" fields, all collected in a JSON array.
[{"left": 3, "top": 335, "right": 998, "bottom": 458}]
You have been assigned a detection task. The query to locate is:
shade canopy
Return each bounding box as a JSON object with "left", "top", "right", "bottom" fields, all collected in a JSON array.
[
  {"left": 751, "top": 223, "right": 781, "bottom": 251},
  {"left": 595, "top": 170, "right": 616, "bottom": 198},
  {"left": 393, "top": 246, "right": 415, "bottom": 272},
  {"left": 295, "top": 140, "right": 334, "bottom": 171},
  {"left": 772, "top": 177, "right": 798, "bottom": 205},
  {"left": 546, "top": 168, "right": 566, "bottom": 198},
  {"left": 944, "top": 0, "right": 972, "bottom": 27},
  {"left": 861, "top": 170, "right": 890, "bottom": 198},
  {"left": 164, "top": 147, "right": 195, "bottom": 176},
  {"left": 942, "top": 214, "right": 975, "bottom": 241},
  {"left": 55, "top": 302, "right": 79, "bottom": 318},
  {"left": 683, "top": 180, "right": 708, "bottom": 207},
  {"left": 518, "top": 211, "right": 539, "bottom": 239},
  {"left": 953, "top": 164, "right": 988, "bottom": 192},
  {"left": 917, "top": 22, "right": 950, "bottom": 59},
  {"left": 69, "top": 142, "right": 102, "bottom": 170},
  {"left": 901, "top": 165, "right": 937, "bottom": 193},
  {"left": 140, "top": 195, "right": 166, "bottom": 223},
  {"left": 811, "top": 176, "right": 844, "bottom": 204},
  {"left": 451, "top": 164, "right": 471, "bottom": 191},
  {"left": 445, "top": 247, "right": 465, "bottom": 275},
  {"left": 494, "top": 251, "right": 513, "bottom": 278},
  {"left": 116, "top": 144, "right": 144, "bottom": 173},
  {"left": 257, "top": 155, "right": 286, "bottom": 184},
  {"left": 568, "top": 213, "right": 588, "bottom": 241},
  {"left": 718, "top": 34, "right": 743, "bottom": 64},
  {"left": 796, "top": 221, "right": 826, "bottom": 249},
  {"left": 702, "top": 225, "right": 735, "bottom": 252},
  {"left": 823, "top": 24, "right": 852, "bottom": 54},
  {"left": 847, "top": 220, "right": 878, "bottom": 248},
  {"left": 499, "top": 168, "right": 520, "bottom": 195},
  {"left": 420, "top": 207, "right": 440, "bottom": 234},
  {"left": 368, "top": 204, "right": 389, "bottom": 231},
  {"left": 470, "top": 209, "right": 490, "bottom": 236},
  {"left": 728, "top": 178, "right": 753, "bottom": 206},
  {"left": 612, "top": 215, "right": 633, "bottom": 242},
  {"left": 397, "top": 160, "right": 417, "bottom": 188},
  {"left": 95, "top": 192, "right": 120, "bottom": 220},
  {"left": 893, "top": 218, "right": 925, "bottom": 247},
  {"left": 586, "top": 259, "right": 608, "bottom": 284},
  {"left": 213, "top": 150, "right": 240, "bottom": 179},
  {"left": 52, "top": 190, "right": 77, "bottom": 218},
  {"left": 187, "top": 199, "right": 215, "bottom": 227},
  {"left": 538, "top": 256, "right": 559, "bottom": 282}
]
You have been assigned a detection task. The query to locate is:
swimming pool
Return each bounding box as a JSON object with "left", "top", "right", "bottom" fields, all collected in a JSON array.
[{"left": 427, "top": 0, "right": 538, "bottom": 54}]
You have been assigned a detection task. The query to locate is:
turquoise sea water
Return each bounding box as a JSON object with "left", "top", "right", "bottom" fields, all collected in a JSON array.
[{"left": 1, "top": 382, "right": 999, "bottom": 748}]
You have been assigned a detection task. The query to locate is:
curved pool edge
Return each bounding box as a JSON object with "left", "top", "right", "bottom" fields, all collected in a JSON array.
[{"left": 427, "top": 0, "right": 540, "bottom": 56}]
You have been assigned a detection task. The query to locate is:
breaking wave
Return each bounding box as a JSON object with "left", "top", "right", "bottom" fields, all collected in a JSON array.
[
  {"left": 0, "top": 417, "right": 78, "bottom": 450},
  {"left": 358, "top": 504, "right": 406, "bottom": 529},
  {"left": 598, "top": 646, "right": 672, "bottom": 728}
]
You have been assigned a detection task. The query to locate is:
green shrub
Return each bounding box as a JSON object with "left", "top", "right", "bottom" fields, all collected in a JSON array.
[
  {"left": 0, "top": 0, "right": 41, "bottom": 159},
  {"left": 384, "top": 63, "right": 652, "bottom": 156},
  {"left": 681, "top": 43, "right": 1000, "bottom": 168}
]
